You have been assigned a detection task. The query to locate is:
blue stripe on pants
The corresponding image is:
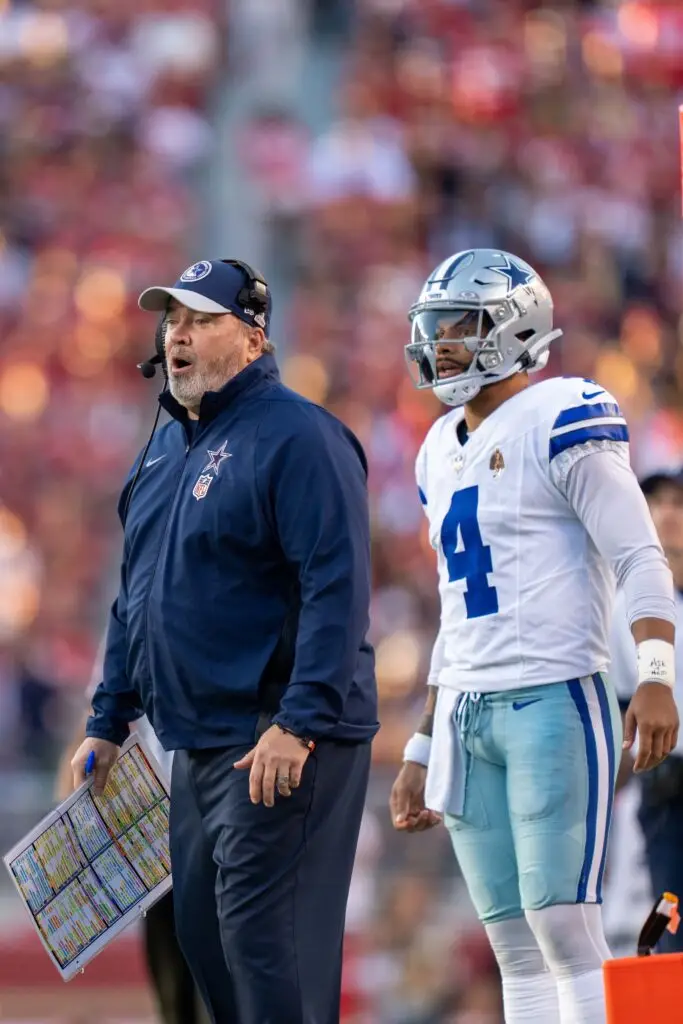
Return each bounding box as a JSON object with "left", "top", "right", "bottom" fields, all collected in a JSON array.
[
  {"left": 567, "top": 679, "right": 599, "bottom": 903},
  {"left": 593, "top": 672, "right": 616, "bottom": 900}
]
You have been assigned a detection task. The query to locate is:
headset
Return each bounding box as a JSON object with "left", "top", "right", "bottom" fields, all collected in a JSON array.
[
  {"left": 137, "top": 259, "right": 269, "bottom": 378},
  {"left": 126, "top": 260, "right": 270, "bottom": 525}
]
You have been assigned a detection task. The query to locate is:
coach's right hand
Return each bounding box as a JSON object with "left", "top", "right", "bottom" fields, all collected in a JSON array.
[
  {"left": 71, "top": 738, "right": 119, "bottom": 796},
  {"left": 390, "top": 762, "right": 442, "bottom": 833}
]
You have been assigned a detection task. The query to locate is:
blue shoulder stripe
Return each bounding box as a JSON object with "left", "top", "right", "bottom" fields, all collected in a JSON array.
[
  {"left": 418, "top": 485, "right": 427, "bottom": 506},
  {"left": 552, "top": 401, "right": 621, "bottom": 431},
  {"left": 549, "top": 423, "right": 629, "bottom": 461}
]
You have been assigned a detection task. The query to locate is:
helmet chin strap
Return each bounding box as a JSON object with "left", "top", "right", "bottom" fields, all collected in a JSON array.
[
  {"left": 432, "top": 347, "right": 542, "bottom": 408},
  {"left": 433, "top": 375, "right": 482, "bottom": 407}
]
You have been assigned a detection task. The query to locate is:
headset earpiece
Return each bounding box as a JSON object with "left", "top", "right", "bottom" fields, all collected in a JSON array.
[{"left": 220, "top": 259, "right": 269, "bottom": 321}]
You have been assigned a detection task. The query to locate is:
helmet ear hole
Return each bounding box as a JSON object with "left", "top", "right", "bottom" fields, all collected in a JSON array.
[{"left": 516, "top": 328, "right": 535, "bottom": 342}]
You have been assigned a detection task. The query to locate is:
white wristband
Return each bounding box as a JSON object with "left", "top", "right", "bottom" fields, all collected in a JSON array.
[
  {"left": 403, "top": 732, "right": 432, "bottom": 767},
  {"left": 637, "top": 639, "right": 675, "bottom": 689}
]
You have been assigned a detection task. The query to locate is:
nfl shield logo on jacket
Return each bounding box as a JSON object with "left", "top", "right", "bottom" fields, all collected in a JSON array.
[{"left": 193, "top": 473, "right": 213, "bottom": 500}]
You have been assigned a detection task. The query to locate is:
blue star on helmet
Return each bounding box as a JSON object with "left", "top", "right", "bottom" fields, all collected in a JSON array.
[
  {"left": 203, "top": 440, "right": 232, "bottom": 475},
  {"left": 482, "top": 255, "right": 535, "bottom": 293}
]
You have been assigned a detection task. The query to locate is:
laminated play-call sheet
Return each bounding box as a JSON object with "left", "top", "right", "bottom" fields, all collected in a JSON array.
[{"left": 3, "top": 733, "right": 172, "bottom": 981}]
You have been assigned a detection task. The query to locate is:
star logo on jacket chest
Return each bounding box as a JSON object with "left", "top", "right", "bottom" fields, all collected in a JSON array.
[
  {"left": 193, "top": 440, "right": 231, "bottom": 501},
  {"left": 203, "top": 440, "right": 232, "bottom": 475}
]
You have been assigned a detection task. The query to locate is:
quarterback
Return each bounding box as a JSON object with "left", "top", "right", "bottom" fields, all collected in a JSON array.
[{"left": 390, "top": 249, "right": 679, "bottom": 1024}]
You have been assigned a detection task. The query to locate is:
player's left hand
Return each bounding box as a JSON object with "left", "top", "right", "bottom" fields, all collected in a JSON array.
[
  {"left": 234, "top": 725, "right": 311, "bottom": 807},
  {"left": 623, "top": 682, "right": 679, "bottom": 773}
]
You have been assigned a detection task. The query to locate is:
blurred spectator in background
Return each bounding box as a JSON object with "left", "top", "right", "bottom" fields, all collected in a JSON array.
[
  {"left": 3, "top": 0, "right": 683, "bottom": 1018},
  {"left": 0, "top": 0, "right": 222, "bottom": 756},
  {"left": 610, "top": 468, "right": 683, "bottom": 954}
]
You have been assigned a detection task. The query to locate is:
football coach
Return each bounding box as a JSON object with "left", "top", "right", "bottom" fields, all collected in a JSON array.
[{"left": 71, "top": 258, "right": 379, "bottom": 1024}]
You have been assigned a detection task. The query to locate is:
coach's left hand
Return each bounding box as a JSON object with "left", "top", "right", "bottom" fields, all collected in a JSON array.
[{"left": 234, "top": 726, "right": 311, "bottom": 807}]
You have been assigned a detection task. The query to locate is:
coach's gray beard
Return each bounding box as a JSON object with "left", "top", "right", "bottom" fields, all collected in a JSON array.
[{"left": 168, "top": 353, "right": 241, "bottom": 412}]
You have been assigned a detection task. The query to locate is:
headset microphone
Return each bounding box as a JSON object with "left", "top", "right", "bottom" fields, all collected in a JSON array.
[
  {"left": 138, "top": 357, "right": 160, "bottom": 379},
  {"left": 137, "top": 312, "right": 167, "bottom": 379}
]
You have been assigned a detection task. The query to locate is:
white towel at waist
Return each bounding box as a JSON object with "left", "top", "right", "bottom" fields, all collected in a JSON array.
[{"left": 425, "top": 687, "right": 466, "bottom": 817}]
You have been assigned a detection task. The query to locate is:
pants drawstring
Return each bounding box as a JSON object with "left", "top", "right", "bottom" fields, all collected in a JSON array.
[{"left": 455, "top": 691, "right": 484, "bottom": 795}]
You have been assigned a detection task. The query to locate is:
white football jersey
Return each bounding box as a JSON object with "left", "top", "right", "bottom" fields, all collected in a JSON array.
[{"left": 417, "top": 376, "right": 629, "bottom": 692}]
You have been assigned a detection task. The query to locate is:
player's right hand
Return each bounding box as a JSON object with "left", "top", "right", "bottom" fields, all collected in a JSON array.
[
  {"left": 71, "top": 738, "right": 119, "bottom": 796},
  {"left": 390, "top": 762, "right": 442, "bottom": 833},
  {"left": 624, "top": 682, "right": 679, "bottom": 773}
]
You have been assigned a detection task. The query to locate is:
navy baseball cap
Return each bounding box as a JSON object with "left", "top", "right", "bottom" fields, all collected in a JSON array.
[
  {"left": 138, "top": 259, "right": 271, "bottom": 335},
  {"left": 640, "top": 467, "right": 683, "bottom": 495}
]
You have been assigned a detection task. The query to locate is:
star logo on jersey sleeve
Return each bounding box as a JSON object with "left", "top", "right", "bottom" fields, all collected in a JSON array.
[{"left": 203, "top": 440, "right": 232, "bottom": 475}]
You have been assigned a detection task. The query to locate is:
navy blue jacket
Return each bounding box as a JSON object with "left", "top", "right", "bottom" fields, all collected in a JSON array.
[{"left": 86, "top": 355, "right": 378, "bottom": 750}]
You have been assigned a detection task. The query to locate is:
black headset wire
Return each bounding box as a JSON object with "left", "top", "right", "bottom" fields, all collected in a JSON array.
[{"left": 123, "top": 313, "right": 167, "bottom": 526}]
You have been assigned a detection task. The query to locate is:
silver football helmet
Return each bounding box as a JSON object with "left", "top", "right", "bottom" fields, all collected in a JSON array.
[{"left": 406, "top": 249, "right": 562, "bottom": 408}]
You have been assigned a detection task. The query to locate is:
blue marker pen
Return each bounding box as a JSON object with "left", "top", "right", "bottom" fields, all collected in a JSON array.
[{"left": 85, "top": 751, "right": 96, "bottom": 776}]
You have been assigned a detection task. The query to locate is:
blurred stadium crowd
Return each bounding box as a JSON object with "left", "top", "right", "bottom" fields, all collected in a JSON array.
[
  {"left": 1, "top": 0, "right": 682, "bottom": 1021},
  {"left": 0, "top": 0, "right": 222, "bottom": 762}
]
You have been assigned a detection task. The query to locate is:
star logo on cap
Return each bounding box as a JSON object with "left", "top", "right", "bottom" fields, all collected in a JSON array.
[
  {"left": 203, "top": 440, "right": 231, "bottom": 475},
  {"left": 181, "top": 261, "right": 212, "bottom": 283}
]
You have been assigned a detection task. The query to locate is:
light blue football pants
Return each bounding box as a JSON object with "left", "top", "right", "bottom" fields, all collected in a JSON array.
[{"left": 445, "top": 674, "right": 622, "bottom": 924}]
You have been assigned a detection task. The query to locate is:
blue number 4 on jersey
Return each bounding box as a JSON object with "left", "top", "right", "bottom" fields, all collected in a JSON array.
[{"left": 441, "top": 486, "right": 499, "bottom": 619}]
